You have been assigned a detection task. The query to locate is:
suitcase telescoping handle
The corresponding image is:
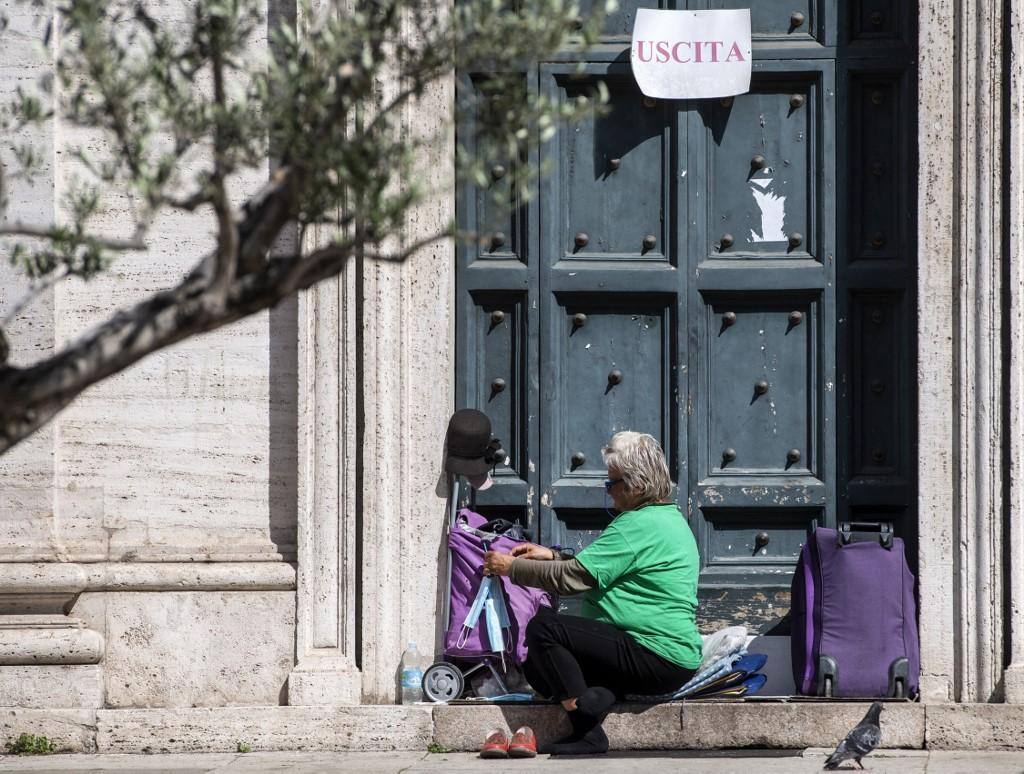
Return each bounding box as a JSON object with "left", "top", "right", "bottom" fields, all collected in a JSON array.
[{"left": 838, "top": 521, "right": 894, "bottom": 549}]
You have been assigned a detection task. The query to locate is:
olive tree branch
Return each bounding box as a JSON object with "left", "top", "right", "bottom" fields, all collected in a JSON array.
[
  {"left": 208, "top": 11, "right": 237, "bottom": 295},
  {"left": 0, "top": 222, "right": 146, "bottom": 251}
]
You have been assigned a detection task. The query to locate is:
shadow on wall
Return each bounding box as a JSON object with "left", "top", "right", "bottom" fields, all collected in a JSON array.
[
  {"left": 266, "top": 0, "right": 299, "bottom": 563},
  {"left": 268, "top": 292, "right": 298, "bottom": 558}
]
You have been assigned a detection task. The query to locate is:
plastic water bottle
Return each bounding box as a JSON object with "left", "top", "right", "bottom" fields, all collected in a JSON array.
[{"left": 400, "top": 642, "right": 423, "bottom": 704}]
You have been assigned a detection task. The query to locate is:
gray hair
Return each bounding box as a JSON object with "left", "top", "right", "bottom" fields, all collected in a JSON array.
[{"left": 601, "top": 431, "right": 673, "bottom": 505}]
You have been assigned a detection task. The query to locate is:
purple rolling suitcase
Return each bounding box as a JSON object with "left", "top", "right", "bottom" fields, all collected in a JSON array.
[{"left": 790, "top": 522, "right": 919, "bottom": 698}]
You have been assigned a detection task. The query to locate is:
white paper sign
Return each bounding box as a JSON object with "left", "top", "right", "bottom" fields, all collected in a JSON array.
[{"left": 630, "top": 9, "right": 752, "bottom": 99}]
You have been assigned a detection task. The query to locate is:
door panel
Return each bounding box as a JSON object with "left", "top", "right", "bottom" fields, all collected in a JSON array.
[
  {"left": 553, "top": 296, "right": 674, "bottom": 482},
  {"left": 847, "top": 76, "right": 902, "bottom": 261},
  {"left": 465, "top": 74, "right": 529, "bottom": 266},
  {"left": 703, "top": 296, "right": 817, "bottom": 476},
  {"left": 466, "top": 293, "right": 528, "bottom": 482},
  {"left": 849, "top": 291, "right": 905, "bottom": 478},
  {"left": 560, "top": 79, "right": 669, "bottom": 261},
  {"left": 704, "top": 508, "right": 818, "bottom": 565},
  {"left": 708, "top": 74, "right": 823, "bottom": 259},
  {"left": 709, "top": 0, "right": 828, "bottom": 45}
]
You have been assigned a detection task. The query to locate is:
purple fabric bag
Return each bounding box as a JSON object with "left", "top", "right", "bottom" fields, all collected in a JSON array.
[
  {"left": 444, "top": 508, "right": 552, "bottom": 664},
  {"left": 790, "top": 524, "right": 919, "bottom": 698}
]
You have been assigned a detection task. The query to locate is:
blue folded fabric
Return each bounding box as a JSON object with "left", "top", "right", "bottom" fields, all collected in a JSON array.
[
  {"left": 740, "top": 673, "right": 767, "bottom": 695},
  {"left": 625, "top": 652, "right": 769, "bottom": 702},
  {"left": 729, "top": 652, "right": 768, "bottom": 675},
  {"left": 625, "top": 651, "right": 745, "bottom": 702}
]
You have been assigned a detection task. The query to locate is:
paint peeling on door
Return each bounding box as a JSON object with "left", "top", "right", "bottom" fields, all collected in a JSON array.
[
  {"left": 748, "top": 177, "right": 787, "bottom": 242},
  {"left": 703, "top": 487, "right": 723, "bottom": 504}
]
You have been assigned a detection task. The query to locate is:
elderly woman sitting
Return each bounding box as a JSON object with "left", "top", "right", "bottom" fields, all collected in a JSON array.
[{"left": 483, "top": 431, "right": 701, "bottom": 755}]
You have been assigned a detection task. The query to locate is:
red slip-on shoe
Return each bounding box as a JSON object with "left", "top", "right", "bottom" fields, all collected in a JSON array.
[
  {"left": 508, "top": 726, "right": 537, "bottom": 758},
  {"left": 479, "top": 728, "right": 510, "bottom": 759}
]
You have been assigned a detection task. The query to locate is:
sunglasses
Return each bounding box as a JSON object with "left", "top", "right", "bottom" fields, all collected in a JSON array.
[{"left": 604, "top": 478, "right": 623, "bottom": 493}]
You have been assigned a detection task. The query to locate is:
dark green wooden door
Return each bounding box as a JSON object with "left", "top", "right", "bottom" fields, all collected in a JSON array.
[{"left": 457, "top": 0, "right": 917, "bottom": 628}]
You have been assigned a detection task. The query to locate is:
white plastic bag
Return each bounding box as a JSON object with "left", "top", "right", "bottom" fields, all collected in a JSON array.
[{"left": 700, "top": 625, "right": 747, "bottom": 668}]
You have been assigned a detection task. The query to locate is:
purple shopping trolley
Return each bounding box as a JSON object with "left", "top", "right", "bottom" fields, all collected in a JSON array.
[{"left": 421, "top": 478, "right": 552, "bottom": 702}]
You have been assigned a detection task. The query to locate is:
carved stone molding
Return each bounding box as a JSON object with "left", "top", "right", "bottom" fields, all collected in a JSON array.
[
  {"left": 917, "top": 0, "right": 1018, "bottom": 703},
  {"left": 1003, "top": 0, "right": 1024, "bottom": 706},
  {"left": 0, "top": 616, "right": 103, "bottom": 665},
  {"left": 0, "top": 562, "right": 295, "bottom": 599},
  {"left": 288, "top": 265, "right": 362, "bottom": 706}
]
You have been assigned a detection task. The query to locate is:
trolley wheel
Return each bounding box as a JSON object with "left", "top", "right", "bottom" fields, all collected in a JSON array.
[
  {"left": 422, "top": 662, "right": 465, "bottom": 703},
  {"left": 823, "top": 675, "right": 834, "bottom": 698}
]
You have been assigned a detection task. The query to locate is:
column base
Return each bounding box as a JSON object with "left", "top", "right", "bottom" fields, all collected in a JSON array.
[
  {"left": 288, "top": 657, "right": 361, "bottom": 705},
  {"left": 0, "top": 664, "right": 104, "bottom": 708},
  {"left": 1003, "top": 663, "right": 1024, "bottom": 703},
  {"left": 918, "top": 674, "right": 954, "bottom": 703}
]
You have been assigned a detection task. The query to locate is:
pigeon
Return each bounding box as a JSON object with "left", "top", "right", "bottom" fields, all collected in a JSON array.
[{"left": 823, "top": 702, "right": 883, "bottom": 770}]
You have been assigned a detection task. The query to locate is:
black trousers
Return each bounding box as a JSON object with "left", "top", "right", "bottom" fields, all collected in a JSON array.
[{"left": 522, "top": 607, "right": 696, "bottom": 701}]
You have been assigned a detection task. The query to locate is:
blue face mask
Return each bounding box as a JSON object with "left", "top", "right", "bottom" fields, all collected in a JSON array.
[{"left": 604, "top": 490, "right": 617, "bottom": 521}]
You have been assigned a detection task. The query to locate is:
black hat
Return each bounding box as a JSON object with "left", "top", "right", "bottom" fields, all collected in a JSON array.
[{"left": 444, "top": 409, "right": 493, "bottom": 476}]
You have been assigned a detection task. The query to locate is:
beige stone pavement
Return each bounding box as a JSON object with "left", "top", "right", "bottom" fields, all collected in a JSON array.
[{"left": 1, "top": 750, "right": 1024, "bottom": 773}]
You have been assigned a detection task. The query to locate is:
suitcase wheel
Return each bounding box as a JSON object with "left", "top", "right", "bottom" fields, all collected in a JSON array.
[
  {"left": 423, "top": 662, "right": 465, "bottom": 703},
  {"left": 816, "top": 655, "right": 838, "bottom": 697},
  {"left": 888, "top": 657, "right": 909, "bottom": 699}
]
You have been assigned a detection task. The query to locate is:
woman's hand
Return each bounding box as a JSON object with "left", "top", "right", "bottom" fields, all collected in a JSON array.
[
  {"left": 509, "top": 542, "right": 556, "bottom": 561},
  {"left": 483, "top": 550, "right": 516, "bottom": 576}
]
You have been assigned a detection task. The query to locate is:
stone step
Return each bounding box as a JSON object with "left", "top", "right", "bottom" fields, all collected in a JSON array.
[
  {"left": 433, "top": 701, "right": 925, "bottom": 751},
  {"left": 2, "top": 703, "right": 1023, "bottom": 754}
]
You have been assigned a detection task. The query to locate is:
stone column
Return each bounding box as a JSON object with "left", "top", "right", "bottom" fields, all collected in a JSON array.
[
  {"left": 915, "top": 0, "right": 958, "bottom": 705},
  {"left": 1004, "top": 0, "right": 1024, "bottom": 706},
  {"left": 359, "top": 29, "right": 455, "bottom": 704},
  {"left": 284, "top": 0, "right": 364, "bottom": 706},
  {"left": 954, "top": 0, "right": 1008, "bottom": 703},
  {"left": 287, "top": 266, "right": 362, "bottom": 705},
  {"left": 918, "top": 0, "right": 1010, "bottom": 703}
]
